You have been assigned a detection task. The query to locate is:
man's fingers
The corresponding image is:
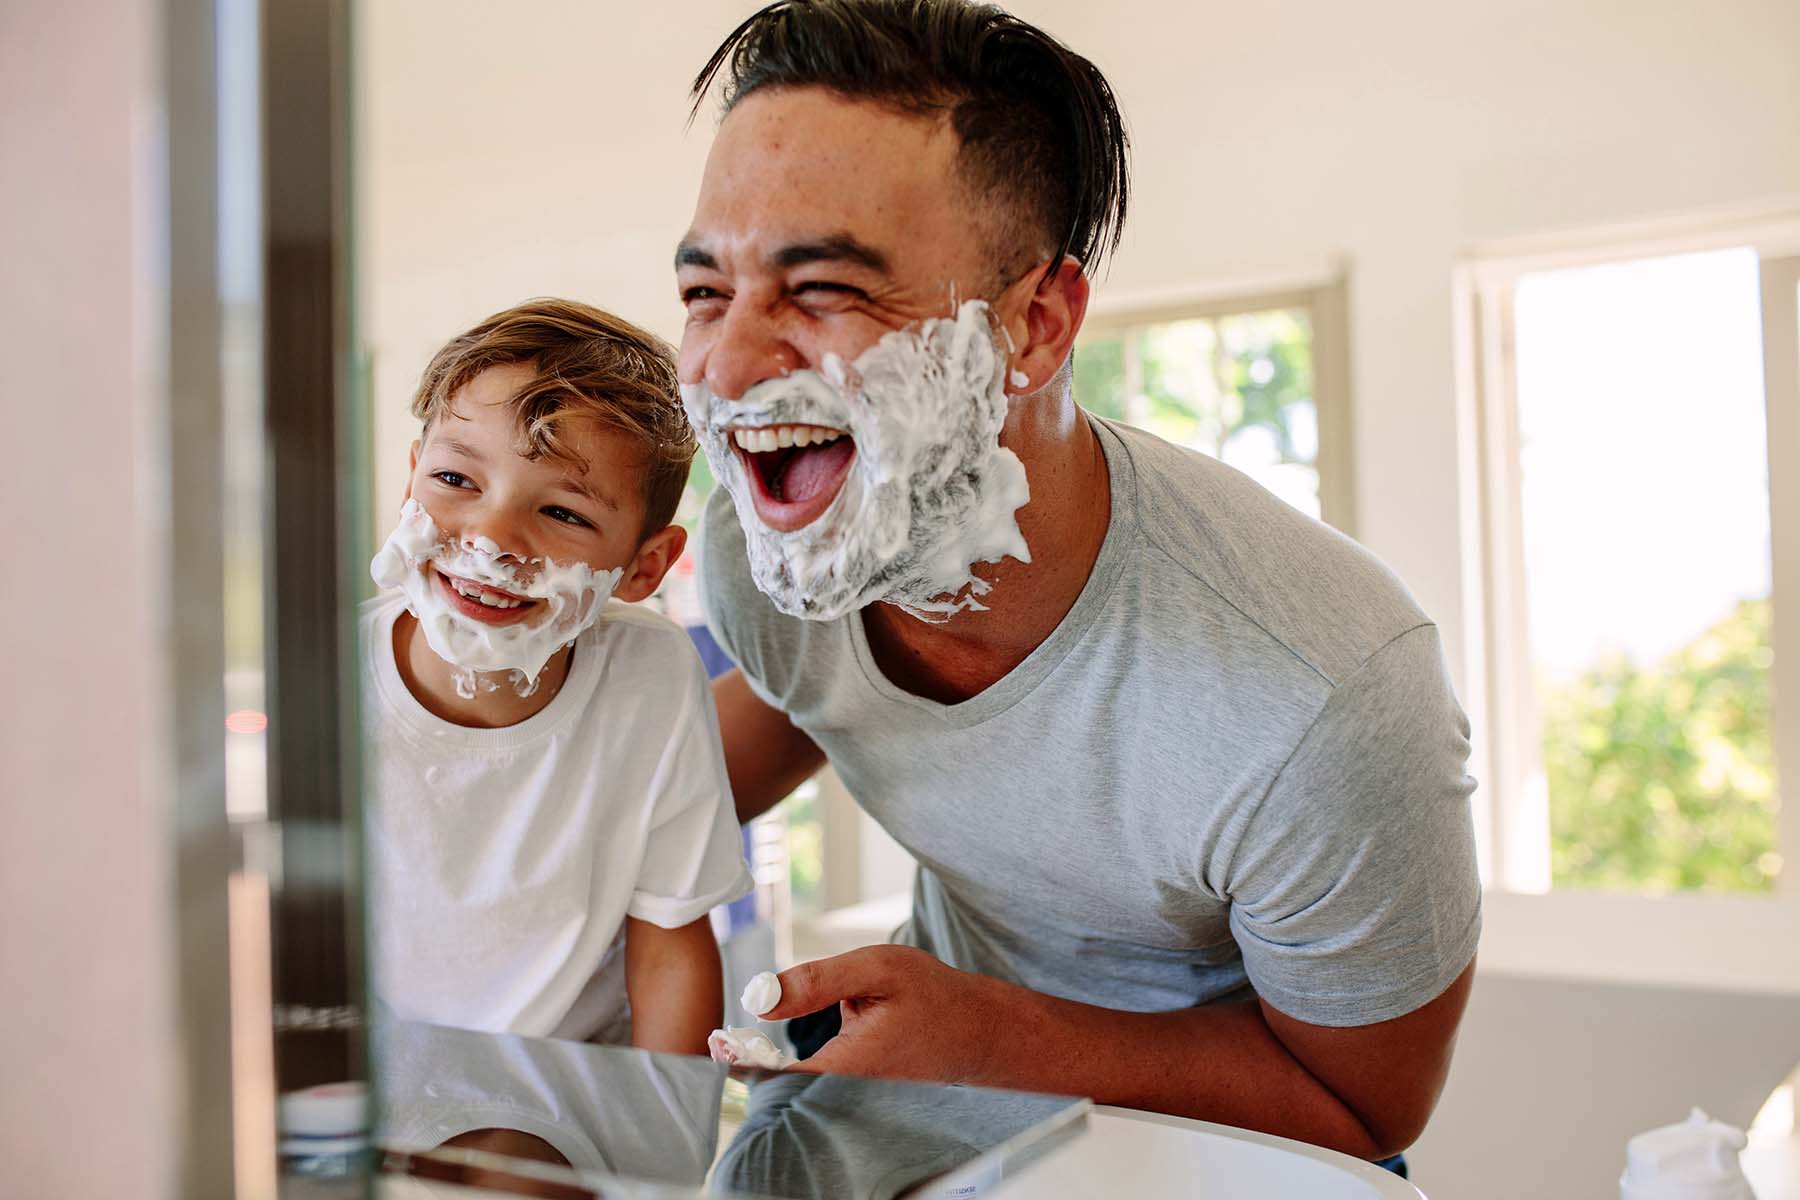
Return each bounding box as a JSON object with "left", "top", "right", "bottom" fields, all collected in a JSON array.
[
  {"left": 761, "top": 956, "right": 858, "bottom": 1021},
  {"left": 782, "top": 1049, "right": 831, "bottom": 1077},
  {"left": 762, "top": 945, "right": 909, "bottom": 1020},
  {"left": 782, "top": 1029, "right": 863, "bottom": 1078}
]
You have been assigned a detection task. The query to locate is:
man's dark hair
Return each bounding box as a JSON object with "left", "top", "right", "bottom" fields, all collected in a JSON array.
[{"left": 690, "top": 0, "right": 1129, "bottom": 286}]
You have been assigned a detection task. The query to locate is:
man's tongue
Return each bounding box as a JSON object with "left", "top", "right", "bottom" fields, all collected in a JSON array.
[{"left": 775, "top": 438, "right": 855, "bottom": 504}]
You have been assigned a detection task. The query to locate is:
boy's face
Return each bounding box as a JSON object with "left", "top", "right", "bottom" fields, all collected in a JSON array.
[{"left": 403, "top": 362, "right": 682, "bottom": 617}]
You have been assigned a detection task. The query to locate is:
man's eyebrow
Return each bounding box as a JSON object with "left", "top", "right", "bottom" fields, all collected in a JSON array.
[
  {"left": 771, "top": 234, "right": 889, "bottom": 273},
  {"left": 674, "top": 240, "right": 717, "bottom": 271}
]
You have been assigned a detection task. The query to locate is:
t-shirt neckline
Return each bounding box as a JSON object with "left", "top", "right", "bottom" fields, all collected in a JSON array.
[
  {"left": 370, "top": 595, "right": 610, "bottom": 750},
  {"left": 844, "top": 415, "right": 1139, "bottom": 727}
]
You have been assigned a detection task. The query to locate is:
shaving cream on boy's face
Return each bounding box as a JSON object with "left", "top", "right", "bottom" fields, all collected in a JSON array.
[
  {"left": 682, "top": 299, "right": 1031, "bottom": 622},
  {"left": 370, "top": 498, "right": 622, "bottom": 698}
]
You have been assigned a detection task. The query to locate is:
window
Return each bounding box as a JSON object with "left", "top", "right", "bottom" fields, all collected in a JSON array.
[
  {"left": 1075, "top": 281, "right": 1354, "bottom": 533},
  {"left": 1462, "top": 224, "right": 1800, "bottom": 898}
]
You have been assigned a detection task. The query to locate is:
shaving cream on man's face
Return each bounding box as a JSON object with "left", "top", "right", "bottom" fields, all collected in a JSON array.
[
  {"left": 370, "top": 498, "right": 622, "bottom": 698},
  {"left": 682, "top": 299, "right": 1031, "bottom": 622}
]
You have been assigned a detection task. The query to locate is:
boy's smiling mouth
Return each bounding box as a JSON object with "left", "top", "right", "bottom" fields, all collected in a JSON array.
[{"left": 432, "top": 566, "right": 540, "bottom": 625}]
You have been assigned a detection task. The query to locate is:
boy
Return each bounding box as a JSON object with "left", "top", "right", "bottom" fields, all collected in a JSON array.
[{"left": 362, "top": 298, "right": 752, "bottom": 1053}]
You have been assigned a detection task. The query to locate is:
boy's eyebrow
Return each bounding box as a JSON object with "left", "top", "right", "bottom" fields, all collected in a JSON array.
[
  {"left": 435, "top": 437, "right": 488, "bottom": 460},
  {"left": 559, "top": 476, "right": 618, "bottom": 513}
]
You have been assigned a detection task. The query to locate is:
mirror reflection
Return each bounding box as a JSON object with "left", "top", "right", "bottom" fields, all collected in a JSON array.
[
  {"left": 368, "top": 1021, "right": 1084, "bottom": 1199},
  {"left": 18, "top": 0, "right": 1800, "bottom": 1196}
]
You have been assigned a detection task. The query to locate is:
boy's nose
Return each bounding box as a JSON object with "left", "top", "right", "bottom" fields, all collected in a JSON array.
[{"left": 455, "top": 508, "right": 532, "bottom": 561}]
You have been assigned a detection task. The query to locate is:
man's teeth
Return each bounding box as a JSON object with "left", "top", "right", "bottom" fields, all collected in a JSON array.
[
  {"left": 451, "top": 577, "right": 525, "bottom": 609},
  {"left": 732, "top": 425, "right": 846, "bottom": 453}
]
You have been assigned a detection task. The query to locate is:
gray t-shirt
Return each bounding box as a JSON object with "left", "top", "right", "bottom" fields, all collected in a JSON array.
[{"left": 700, "top": 416, "right": 1480, "bottom": 1028}]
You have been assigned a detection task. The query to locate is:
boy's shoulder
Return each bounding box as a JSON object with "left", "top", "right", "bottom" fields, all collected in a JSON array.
[
  {"left": 589, "top": 599, "right": 704, "bottom": 668},
  {"left": 577, "top": 599, "right": 712, "bottom": 705},
  {"left": 358, "top": 589, "right": 407, "bottom": 664},
  {"left": 592, "top": 596, "right": 690, "bottom": 642}
]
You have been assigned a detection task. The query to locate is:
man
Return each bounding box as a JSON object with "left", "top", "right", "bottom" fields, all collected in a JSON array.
[{"left": 675, "top": 0, "right": 1479, "bottom": 1165}]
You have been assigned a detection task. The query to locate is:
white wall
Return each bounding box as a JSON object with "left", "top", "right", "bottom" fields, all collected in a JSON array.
[
  {"left": 0, "top": 1, "right": 180, "bottom": 1195},
  {"left": 1413, "top": 974, "right": 1798, "bottom": 1199},
  {"left": 357, "top": 0, "right": 744, "bottom": 530},
  {"left": 358, "top": 4, "right": 1800, "bottom": 1196}
]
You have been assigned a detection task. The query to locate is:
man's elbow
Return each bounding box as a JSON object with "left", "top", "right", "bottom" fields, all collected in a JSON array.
[{"left": 1363, "top": 1106, "right": 1434, "bottom": 1162}]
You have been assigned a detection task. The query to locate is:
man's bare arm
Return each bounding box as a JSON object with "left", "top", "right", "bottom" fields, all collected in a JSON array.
[
  {"left": 712, "top": 668, "right": 826, "bottom": 824},
  {"left": 767, "top": 948, "right": 1476, "bottom": 1160}
]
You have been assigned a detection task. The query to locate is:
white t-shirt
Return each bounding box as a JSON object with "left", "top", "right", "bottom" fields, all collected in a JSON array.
[{"left": 362, "top": 591, "right": 753, "bottom": 1041}]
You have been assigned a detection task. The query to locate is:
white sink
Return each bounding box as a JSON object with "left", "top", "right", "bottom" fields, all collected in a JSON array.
[{"left": 988, "top": 1106, "right": 1427, "bottom": 1200}]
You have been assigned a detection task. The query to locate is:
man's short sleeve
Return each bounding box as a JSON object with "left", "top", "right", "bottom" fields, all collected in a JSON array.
[
  {"left": 627, "top": 649, "right": 754, "bottom": 928},
  {"left": 697, "top": 489, "right": 774, "bottom": 694},
  {"left": 1224, "top": 622, "right": 1481, "bottom": 1028},
  {"left": 697, "top": 489, "right": 749, "bottom": 663}
]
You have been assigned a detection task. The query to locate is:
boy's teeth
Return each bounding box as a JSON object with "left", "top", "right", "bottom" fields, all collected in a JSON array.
[
  {"left": 450, "top": 576, "right": 522, "bottom": 609},
  {"left": 732, "top": 425, "right": 844, "bottom": 452}
]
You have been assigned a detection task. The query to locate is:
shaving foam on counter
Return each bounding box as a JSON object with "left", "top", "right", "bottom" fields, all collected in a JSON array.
[{"left": 707, "top": 1026, "right": 796, "bottom": 1071}]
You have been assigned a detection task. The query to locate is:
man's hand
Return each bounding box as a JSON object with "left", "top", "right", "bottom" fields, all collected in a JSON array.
[
  {"left": 758, "top": 945, "right": 1476, "bottom": 1161},
  {"left": 759, "top": 945, "right": 1011, "bottom": 1085}
]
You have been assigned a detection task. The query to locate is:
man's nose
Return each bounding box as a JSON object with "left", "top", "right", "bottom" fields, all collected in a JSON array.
[{"left": 699, "top": 303, "right": 801, "bottom": 402}]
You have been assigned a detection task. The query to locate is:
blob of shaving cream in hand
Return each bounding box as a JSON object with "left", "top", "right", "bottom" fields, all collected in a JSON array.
[
  {"left": 370, "top": 498, "right": 621, "bottom": 698},
  {"left": 740, "top": 971, "right": 782, "bottom": 1019},
  {"left": 708, "top": 1027, "right": 795, "bottom": 1071}
]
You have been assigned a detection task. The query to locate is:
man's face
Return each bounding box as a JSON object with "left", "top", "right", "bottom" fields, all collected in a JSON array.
[
  {"left": 676, "top": 88, "right": 1037, "bottom": 621},
  {"left": 676, "top": 87, "right": 1011, "bottom": 402}
]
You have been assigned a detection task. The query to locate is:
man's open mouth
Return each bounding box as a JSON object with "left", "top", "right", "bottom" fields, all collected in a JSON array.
[
  {"left": 732, "top": 423, "right": 856, "bottom": 533},
  {"left": 434, "top": 567, "right": 539, "bottom": 625}
]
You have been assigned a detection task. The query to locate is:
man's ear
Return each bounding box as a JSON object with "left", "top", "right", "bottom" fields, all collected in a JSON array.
[
  {"left": 612, "top": 524, "right": 688, "bottom": 604},
  {"left": 997, "top": 256, "right": 1090, "bottom": 395},
  {"left": 403, "top": 439, "right": 421, "bottom": 503}
]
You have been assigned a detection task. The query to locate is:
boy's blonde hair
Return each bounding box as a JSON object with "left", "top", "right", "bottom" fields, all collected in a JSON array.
[{"left": 413, "top": 298, "right": 696, "bottom": 536}]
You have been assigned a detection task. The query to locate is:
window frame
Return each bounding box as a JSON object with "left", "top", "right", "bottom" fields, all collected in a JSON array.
[
  {"left": 1456, "top": 207, "right": 1800, "bottom": 991},
  {"left": 1078, "top": 272, "right": 1356, "bottom": 537}
]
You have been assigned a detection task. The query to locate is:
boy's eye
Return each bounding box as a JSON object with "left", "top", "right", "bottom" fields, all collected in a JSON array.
[
  {"left": 542, "top": 506, "right": 593, "bottom": 529},
  {"left": 433, "top": 470, "right": 473, "bottom": 489}
]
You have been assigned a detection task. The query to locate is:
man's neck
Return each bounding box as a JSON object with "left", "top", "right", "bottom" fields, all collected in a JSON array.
[
  {"left": 860, "top": 400, "right": 1112, "bottom": 705},
  {"left": 392, "top": 610, "right": 573, "bottom": 728}
]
